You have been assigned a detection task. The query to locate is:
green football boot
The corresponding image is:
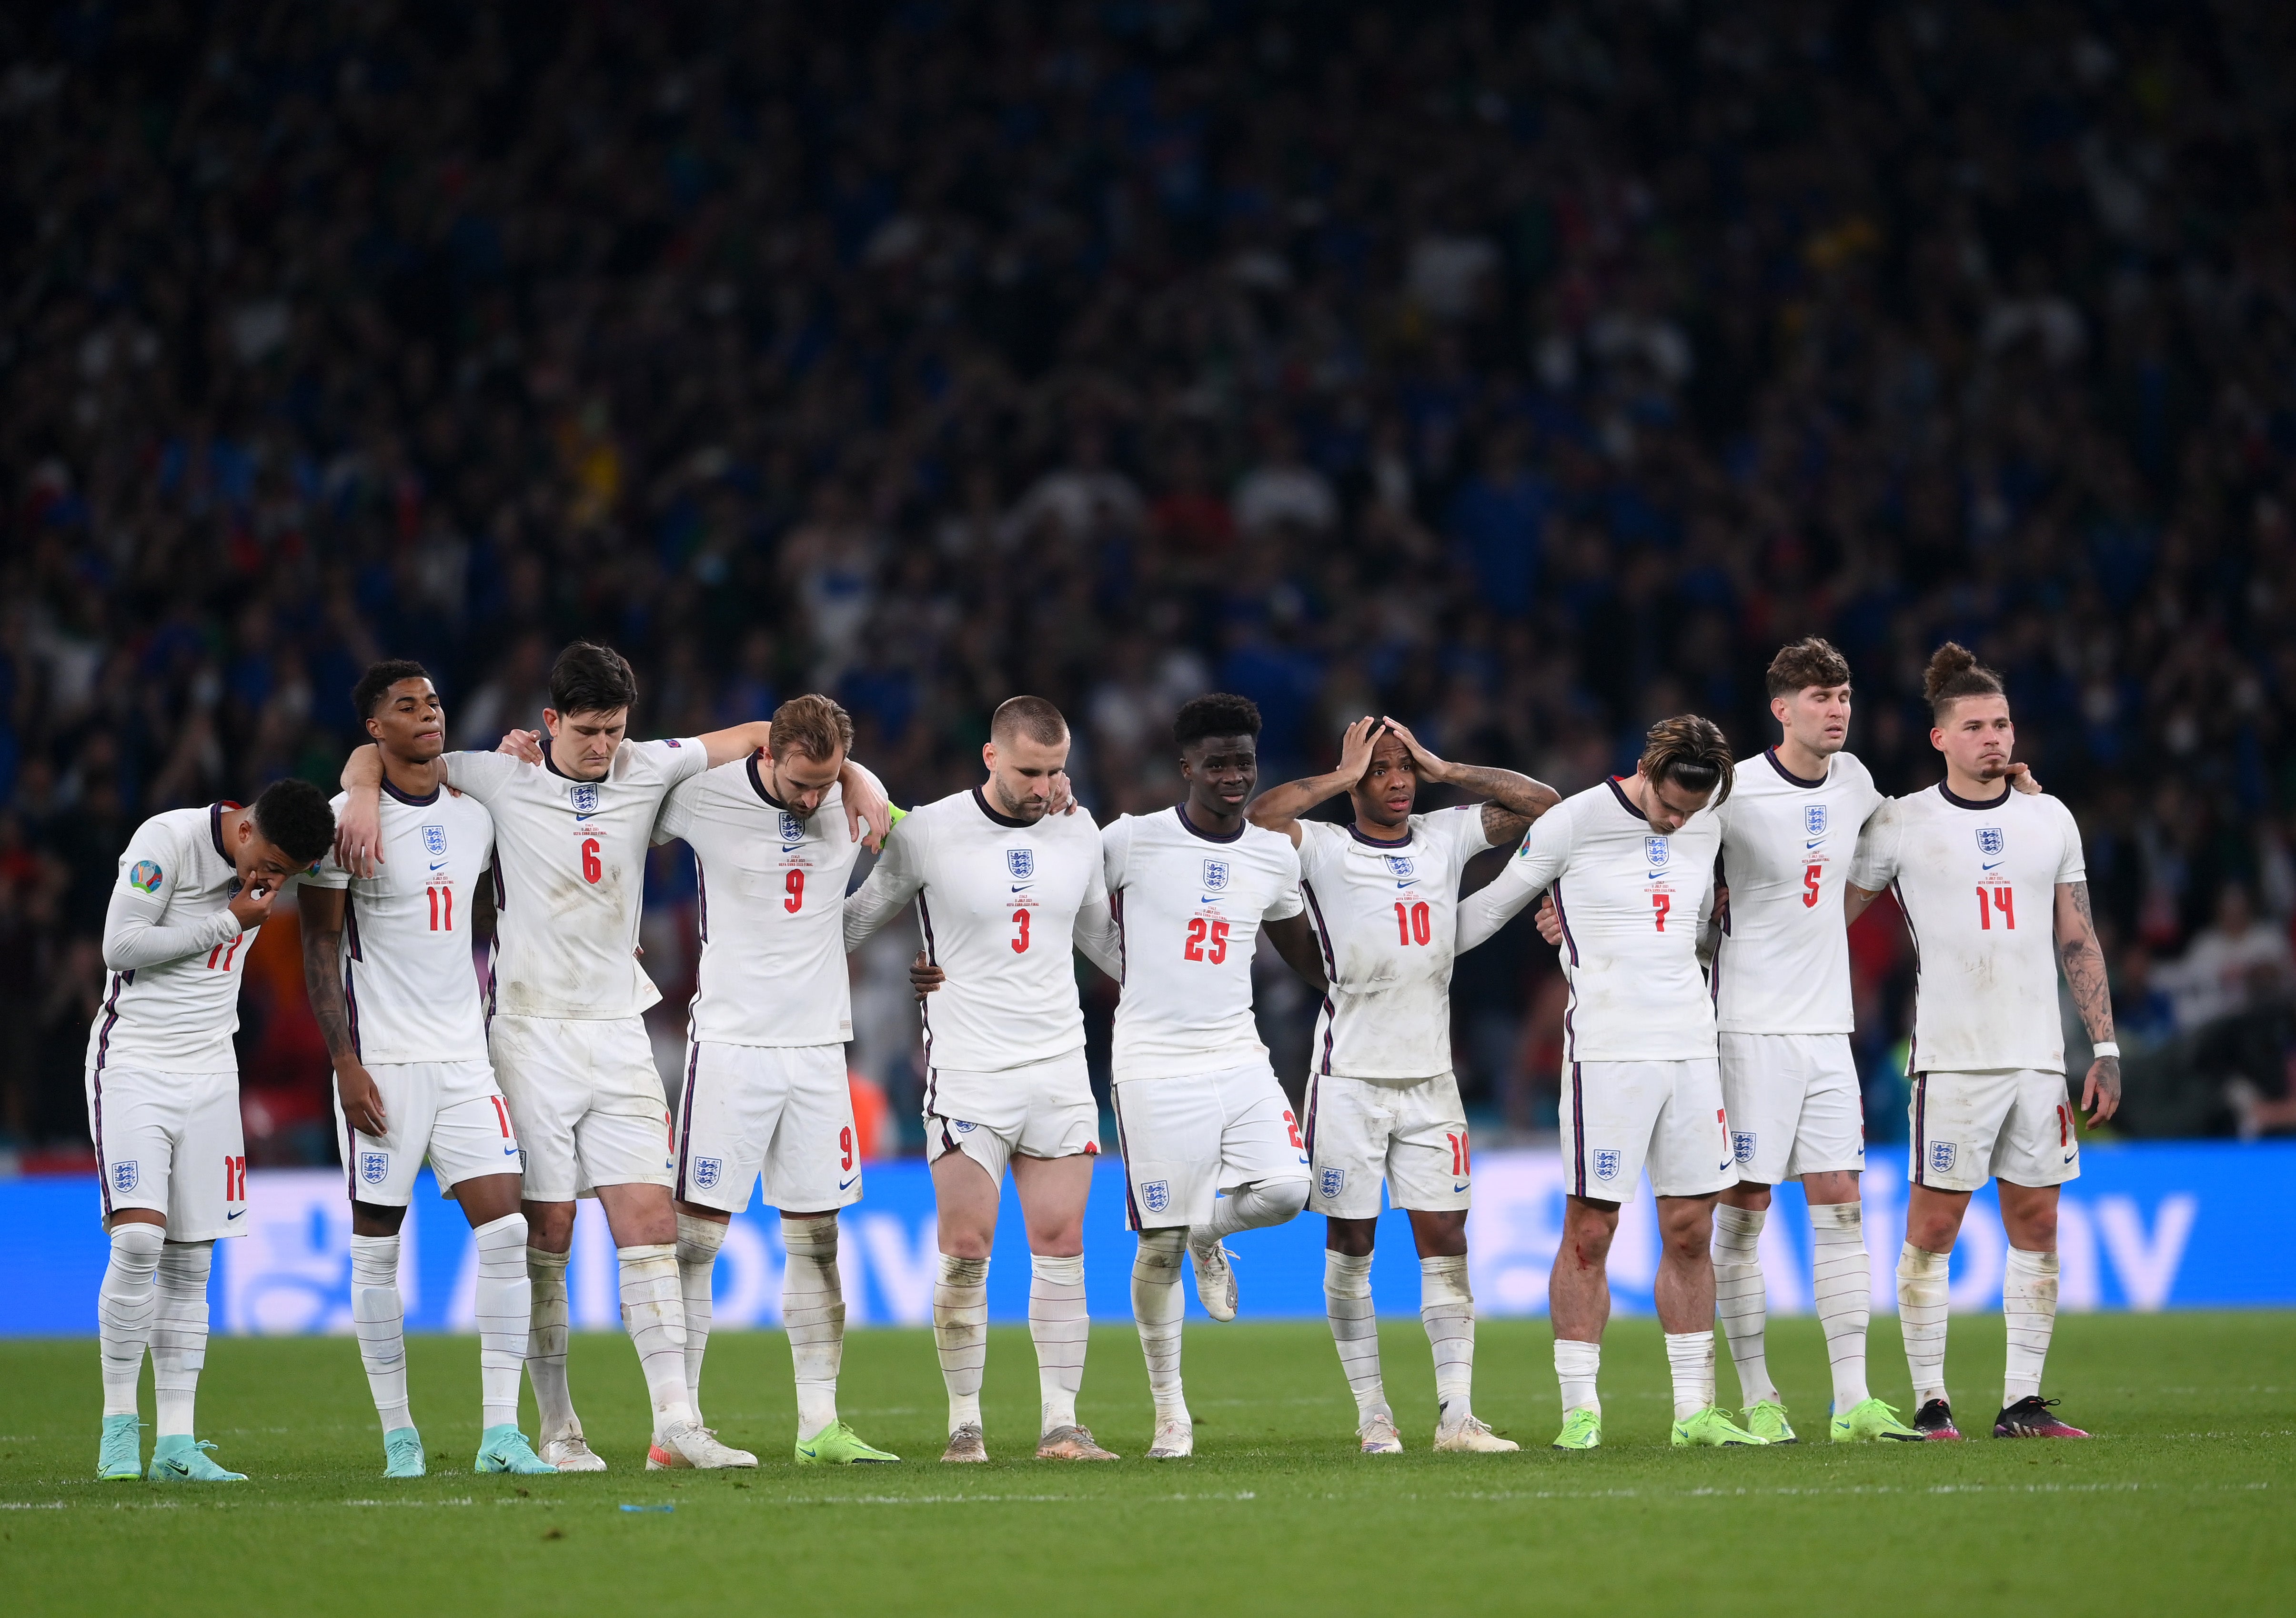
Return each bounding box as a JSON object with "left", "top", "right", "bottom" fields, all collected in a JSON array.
[
  {"left": 1671, "top": 1407, "right": 1768, "bottom": 1448},
  {"left": 475, "top": 1424, "right": 559, "bottom": 1475},
  {"left": 148, "top": 1436, "right": 246, "bottom": 1481},
  {"left": 383, "top": 1426, "right": 426, "bottom": 1478},
  {"left": 1743, "top": 1399, "right": 1798, "bottom": 1444},
  {"left": 794, "top": 1421, "right": 901, "bottom": 1465},
  {"left": 1551, "top": 1408, "right": 1602, "bottom": 1450},
  {"left": 1830, "top": 1397, "right": 1923, "bottom": 1442},
  {"left": 98, "top": 1414, "right": 143, "bottom": 1481}
]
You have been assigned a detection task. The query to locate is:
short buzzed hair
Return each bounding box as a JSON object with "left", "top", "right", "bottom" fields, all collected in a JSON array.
[
  {"left": 1638, "top": 714, "right": 1734, "bottom": 805},
  {"left": 991, "top": 695, "right": 1068, "bottom": 747},
  {"left": 770, "top": 693, "right": 855, "bottom": 763},
  {"left": 1765, "top": 637, "right": 1852, "bottom": 699},
  {"left": 352, "top": 659, "right": 432, "bottom": 721}
]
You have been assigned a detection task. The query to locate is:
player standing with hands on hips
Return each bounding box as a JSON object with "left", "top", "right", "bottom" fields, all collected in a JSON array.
[{"left": 1847, "top": 644, "right": 2118, "bottom": 1440}]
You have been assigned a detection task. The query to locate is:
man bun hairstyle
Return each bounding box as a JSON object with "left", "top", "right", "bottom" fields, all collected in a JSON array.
[
  {"left": 991, "top": 694, "right": 1069, "bottom": 747},
  {"left": 1173, "top": 692, "right": 1263, "bottom": 750},
  {"left": 1765, "top": 636, "right": 1852, "bottom": 699},
  {"left": 1922, "top": 641, "right": 2005, "bottom": 718},
  {"left": 770, "top": 693, "right": 855, "bottom": 763},
  {"left": 549, "top": 641, "right": 639, "bottom": 717},
  {"left": 1638, "top": 714, "right": 1735, "bottom": 806},
  {"left": 351, "top": 659, "right": 433, "bottom": 722},
  {"left": 252, "top": 778, "right": 337, "bottom": 867}
]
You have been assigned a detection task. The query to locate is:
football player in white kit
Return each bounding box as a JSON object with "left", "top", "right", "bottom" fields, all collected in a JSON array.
[
  {"left": 1459, "top": 715, "right": 1767, "bottom": 1451},
  {"left": 1096, "top": 694, "right": 1325, "bottom": 1459},
  {"left": 842, "top": 696, "right": 1125, "bottom": 1464},
  {"left": 300, "top": 662, "right": 554, "bottom": 1478},
  {"left": 1846, "top": 643, "right": 2119, "bottom": 1442},
  {"left": 648, "top": 693, "right": 898, "bottom": 1466},
  {"left": 1532, "top": 638, "right": 1926, "bottom": 1443},
  {"left": 334, "top": 641, "right": 888, "bottom": 1472},
  {"left": 1248, "top": 716, "right": 1557, "bottom": 1454},
  {"left": 89, "top": 778, "right": 336, "bottom": 1482}
]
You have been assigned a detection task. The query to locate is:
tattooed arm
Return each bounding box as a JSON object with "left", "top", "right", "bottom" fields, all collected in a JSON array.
[
  {"left": 1377, "top": 717, "right": 1561, "bottom": 846},
  {"left": 298, "top": 884, "right": 388, "bottom": 1137},
  {"left": 2054, "top": 880, "right": 2121, "bottom": 1125}
]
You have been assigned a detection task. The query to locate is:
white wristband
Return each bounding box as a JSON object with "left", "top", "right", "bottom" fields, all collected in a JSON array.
[{"left": 2089, "top": 1041, "right": 2119, "bottom": 1060}]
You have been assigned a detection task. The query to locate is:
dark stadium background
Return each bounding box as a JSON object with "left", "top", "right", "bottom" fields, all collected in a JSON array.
[{"left": 3, "top": 0, "right": 2293, "bottom": 1171}]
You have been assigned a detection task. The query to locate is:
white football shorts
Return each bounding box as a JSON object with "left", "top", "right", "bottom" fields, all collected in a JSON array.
[
  {"left": 490, "top": 1013, "right": 674, "bottom": 1202},
  {"left": 1910, "top": 1067, "right": 2080, "bottom": 1193},
  {"left": 86, "top": 1065, "right": 245, "bottom": 1240},
  {"left": 1562, "top": 1056, "right": 1736, "bottom": 1201},
  {"left": 1304, "top": 1069, "right": 1471, "bottom": 1220},
  {"left": 923, "top": 1048, "right": 1099, "bottom": 1184},
  {"left": 674, "top": 1040, "right": 861, "bottom": 1215},
  {"left": 1718, "top": 1032, "right": 1867, "bottom": 1185},
  {"left": 336, "top": 1059, "right": 522, "bottom": 1206},
  {"left": 1110, "top": 1061, "right": 1311, "bottom": 1230}
]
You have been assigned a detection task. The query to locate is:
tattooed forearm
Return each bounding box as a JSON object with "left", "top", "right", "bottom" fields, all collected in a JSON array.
[
  {"left": 2056, "top": 881, "right": 2116, "bottom": 1042},
  {"left": 1464, "top": 768, "right": 1561, "bottom": 846},
  {"left": 298, "top": 919, "right": 359, "bottom": 1070}
]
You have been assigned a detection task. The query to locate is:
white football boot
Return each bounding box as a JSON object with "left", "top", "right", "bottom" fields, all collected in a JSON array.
[
  {"left": 1145, "top": 1415, "right": 1195, "bottom": 1459},
  {"left": 1433, "top": 1413, "right": 1519, "bottom": 1453},
  {"left": 538, "top": 1429, "right": 608, "bottom": 1473},
  {"left": 1358, "top": 1411, "right": 1405, "bottom": 1454},
  {"left": 1187, "top": 1234, "right": 1239, "bottom": 1322},
  {"left": 646, "top": 1421, "right": 759, "bottom": 1470}
]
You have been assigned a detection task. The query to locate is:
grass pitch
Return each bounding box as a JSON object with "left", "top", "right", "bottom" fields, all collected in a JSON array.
[{"left": 2, "top": 1313, "right": 2289, "bottom": 1617}]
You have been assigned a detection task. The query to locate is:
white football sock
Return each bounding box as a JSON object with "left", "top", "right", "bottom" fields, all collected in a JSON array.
[
  {"left": 617, "top": 1244, "right": 695, "bottom": 1437},
  {"left": 151, "top": 1241, "right": 213, "bottom": 1438},
  {"left": 1131, "top": 1229, "right": 1188, "bottom": 1423},
  {"left": 1665, "top": 1329, "right": 1718, "bottom": 1420},
  {"left": 1896, "top": 1243, "right": 1950, "bottom": 1407},
  {"left": 934, "top": 1254, "right": 989, "bottom": 1434},
  {"left": 781, "top": 1215, "right": 846, "bottom": 1441},
  {"left": 674, "top": 1213, "right": 726, "bottom": 1420},
  {"left": 1028, "top": 1253, "right": 1089, "bottom": 1433},
  {"left": 98, "top": 1223, "right": 165, "bottom": 1419},
  {"left": 1553, "top": 1337, "right": 1601, "bottom": 1417},
  {"left": 1420, "top": 1254, "right": 1475, "bottom": 1426},
  {"left": 471, "top": 1214, "right": 530, "bottom": 1431},
  {"left": 1712, "top": 1204, "right": 1775, "bottom": 1407},
  {"left": 1808, "top": 1201, "right": 1872, "bottom": 1409},
  {"left": 2003, "top": 1246, "right": 2060, "bottom": 1407},
  {"left": 1199, "top": 1177, "right": 1309, "bottom": 1243},
  {"left": 351, "top": 1234, "right": 412, "bottom": 1433},
  {"left": 525, "top": 1245, "right": 578, "bottom": 1440},
  {"left": 1323, "top": 1250, "right": 1388, "bottom": 1424}
]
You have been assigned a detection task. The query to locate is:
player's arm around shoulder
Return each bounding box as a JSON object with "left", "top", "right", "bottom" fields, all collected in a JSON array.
[
  {"left": 1459, "top": 793, "right": 1575, "bottom": 954},
  {"left": 1843, "top": 793, "right": 1904, "bottom": 924},
  {"left": 842, "top": 797, "right": 928, "bottom": 951}
]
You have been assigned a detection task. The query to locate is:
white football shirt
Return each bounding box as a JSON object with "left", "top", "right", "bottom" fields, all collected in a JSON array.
[
  {"left": 1710, "top": 748, "right": 1884, "bottom": 1035},
  {"left": 443, "top": 737, "right": 706, "bottom": 1020},
  {"left": 1459, "top": 778, "right": 1722, "bottom": 1062},
  {"left": 304, "top": 781, "right": 493, "bottom": 1064},
  {"left": 653, "top": 758, "right": 859, "bottom": 1048},
  {"left": 842, "top": 787, "right": 1111, "bottom": 1073},
  {"left": 1295, "top": 806, "right": 1494, "bottom": 1083},
  {"left": 88, "top": 806, "right": 263, "bottom": 1075},
  {"left": 1104, "top": 806, "right": 1304, "bottom": 1082},
  {"left": 1851, "top": 782, "right": 2087, "bottom": 1073}
]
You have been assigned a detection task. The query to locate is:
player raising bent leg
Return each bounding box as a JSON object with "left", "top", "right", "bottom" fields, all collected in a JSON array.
[{"left": 1251, "top": 716, "right": 1557, "bottom": 1454}]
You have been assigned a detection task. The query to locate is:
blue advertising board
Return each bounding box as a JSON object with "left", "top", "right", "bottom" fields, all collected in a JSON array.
[{"left": 0, "top": 1141, "right": 2286, "bottom": 1336}]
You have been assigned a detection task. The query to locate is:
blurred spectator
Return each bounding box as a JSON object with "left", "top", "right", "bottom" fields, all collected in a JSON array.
[{"left": 2155, "top": 886, "right": 2296, "bottom": 1032}]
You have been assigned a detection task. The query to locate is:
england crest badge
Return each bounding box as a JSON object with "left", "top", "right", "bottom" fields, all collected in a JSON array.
[{"left": 1007, "top": 847, "right": 1035, "bottom": 880}]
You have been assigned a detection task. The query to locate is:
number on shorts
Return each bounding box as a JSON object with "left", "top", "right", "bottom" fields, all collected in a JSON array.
[
  {"left": 580, "top": 837, "right": 603, "bottom": 884},
  {"left": 1802, "top": 864, "right": 1822, "bottom": 908},
  {"left": 1446, "top": 1131, "right": 1470, "bottom": 1176},
  {"left": 1651, "top": 892, "right": 1672, "bottom": 931},
  {"left": 224, "top": 1155, "right": 246, "bottom": 1202},
  {"left": 490, "top": 1096, "right": 512, "bottom": 1138},
  {"left": 1392, "top": 900, "right": 1431, "bottom": 946},
  {"left": 840, "top": 1125, "right": 855, "bottom": 1172},
  {"left": 785, "top": 868, "right": 805, "bottom": 913},
  {"left": 427, "top": 883, "right": 454, "bottom": 931},
  {"left": 1182, "top": 916, "right": 1231, "bottom": 963},
  {"left": 1283, "top": 1109, "right": 1303, "bottom": 1150},
  {"left": 1977, "top": 883, "right": 2015, "bottom": 929},
  {"left": 1010, "top": 907, "right": 1031, "bottom": 952}
]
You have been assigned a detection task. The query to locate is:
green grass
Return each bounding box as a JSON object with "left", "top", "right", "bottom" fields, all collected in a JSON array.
[{"left": 3, "top": 1314, "right": 2291, "bottom": 1616}]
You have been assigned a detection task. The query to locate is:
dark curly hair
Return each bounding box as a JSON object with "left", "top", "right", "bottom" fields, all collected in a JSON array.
[
  {"left": 251, "top": 778, "right": 337, "bottom": 867},
  {"left": 1173, "top": 693, "right": 1263, "bottom": 750}
]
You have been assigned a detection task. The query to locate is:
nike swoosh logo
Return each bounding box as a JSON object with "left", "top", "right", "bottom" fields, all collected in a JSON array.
[
  {"left": 1451, "top": 1182, "right": 1469, "bottom": 1193},
  {"left": 1805, "top": 839, "right": 1825, "bottom": 849},
  {"left": 503, "top": 1144, "right": 520, "bottom": 1156},
  {"left": 1982, "top": 862, "right": 2003, "bottom": 871},
  {"left": 838, "top": 1175, "right": 859, "bottom": 1191},
  {"left": 2063, "top": 1153, "right": 2076, "bottom": 1164},
  {"left": 1394, "top": 880, "right": 1417, "bottom": 889},
  {"left": 226, "top": 1208, "right": 245, "bottom": 1221},
  {"left": 1010, "top": 884, "right": 1033, "bottom": 893},
  {"left": 429, "top": 861, "right": 448, "bottom": 871},
  {"left": 158, "top": 1459, "right": 190, "bottom": 1476}
]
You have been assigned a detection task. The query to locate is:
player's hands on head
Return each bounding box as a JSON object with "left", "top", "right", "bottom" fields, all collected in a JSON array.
[
  {"left": 1336, "top": 715, "right": 1381, "bottom": 784},
  {"left": 1535, "top": 894, "right": 1564, "bottom": 946},
  {"left": 910, "top": 949, "right": 945, "bottom": 1000},
  {"left": 1380, "top": 716, "right": 1448, "bottom": 781},
  {"left": 2082, "top": 1053, "right": 2121, "bottom": 1127},
  {"left": 2006, "top": 762, "right": 2043, "bottom": 795},
  {"left": 227, "top": 877, "right": 282, "bottom": 929},
  {"left": 500, "top": 728, "right": 544, "bottom": 766},
  {"left": 337, "top": 1060, "right": 388, "bottom": 1137}
]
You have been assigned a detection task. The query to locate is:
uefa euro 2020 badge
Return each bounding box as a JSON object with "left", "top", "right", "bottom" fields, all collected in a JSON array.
[{"left": 129, "top": 860, "right": 163, "bottom": 893}]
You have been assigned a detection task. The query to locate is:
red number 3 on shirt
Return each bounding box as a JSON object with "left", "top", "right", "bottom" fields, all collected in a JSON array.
[{"left": 1010, "top": 907, "right": 1031, "bottom": 953}]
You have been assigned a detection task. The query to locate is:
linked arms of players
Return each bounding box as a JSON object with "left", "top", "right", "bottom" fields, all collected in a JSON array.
[
  {"left": 1454, "top": 811, "right": 1571, "bottom": 954},
  {"left": 297, "top": 885, "right": 387, "bottom": 1136},
  {"left": 2055, "top": 880, "right": 2121, "bottom": 1125}
]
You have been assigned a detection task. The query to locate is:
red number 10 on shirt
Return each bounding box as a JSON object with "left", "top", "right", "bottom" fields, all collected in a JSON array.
[{"left": 1392, "top": 901, "right": 1430, "bottom": 945}]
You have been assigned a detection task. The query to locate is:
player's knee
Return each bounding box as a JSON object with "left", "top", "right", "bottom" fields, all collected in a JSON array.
[
  {"left": 1324, "top": 1216, "right": 1377, "bottom": 1257},
  {"left": 1256, "top": 1177, "right": 1310, "bottom": 1221}
]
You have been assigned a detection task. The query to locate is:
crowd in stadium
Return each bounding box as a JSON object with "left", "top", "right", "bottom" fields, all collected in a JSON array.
[{"left": 4, "top": 1, "right": 2295, "bottom": 1160}]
